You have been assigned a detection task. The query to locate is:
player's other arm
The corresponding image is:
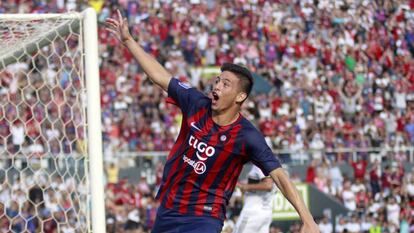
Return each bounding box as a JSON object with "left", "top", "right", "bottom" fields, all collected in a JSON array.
[
  {"left": 269, "top": 168, "right": 319, "bottom": 233},
  {"left": 105, "top": 9, "right": 171, "bottom": 92},
  {"left": 246, "top": 128, "right": 319, "bottom": 233}
]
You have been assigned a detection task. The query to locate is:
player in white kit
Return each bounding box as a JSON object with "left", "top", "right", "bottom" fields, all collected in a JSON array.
[{"left": 233, "top": 165, "right": 275, "bottom": 233}]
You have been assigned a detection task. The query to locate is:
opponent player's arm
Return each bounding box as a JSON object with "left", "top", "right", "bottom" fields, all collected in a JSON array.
[
  {"left": 238, "top": 177, "right": 272, "bottom": 192},
  {"left": 269, "top": 168, "right": 319, "bottom": 232},
  {"left": 105, "top": 10, "right": 171, "bottom": 92},
  {"left": 247, "top": 128, "right": 319, "bottom": 232}
]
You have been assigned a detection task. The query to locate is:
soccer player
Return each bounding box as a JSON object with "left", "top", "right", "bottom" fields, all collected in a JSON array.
[
  {"left": 105, "top": 9, "right": 319, "bottom": 233},
  {"left": 233, "top": 165, "right": 275, "bottom": 233}
]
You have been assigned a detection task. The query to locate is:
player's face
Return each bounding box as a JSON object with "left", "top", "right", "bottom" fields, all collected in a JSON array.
[{"left": 210, "top": 71, "right": 246, "bottom": 112}]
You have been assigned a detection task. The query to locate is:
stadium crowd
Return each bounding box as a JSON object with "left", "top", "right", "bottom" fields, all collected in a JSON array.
[
  {"left": 1, "top": 0, "right": 414, "bottom": 159},
  {"left": 1, "top": 0, "right": 414, "bottom": 232},
  {"left": 104, "top": 156, "right": 414, "bottom": 233},
  {"left": 98, "top": 0, "right": 414, "bottom": 164},
  {"left": 307, "top": 157, "right": 414, "bottom": 233}
]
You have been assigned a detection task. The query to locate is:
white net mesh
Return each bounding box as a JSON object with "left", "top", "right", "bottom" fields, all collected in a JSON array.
[{"left": 0, "top": 14, "right": 90, "bottom": 232}]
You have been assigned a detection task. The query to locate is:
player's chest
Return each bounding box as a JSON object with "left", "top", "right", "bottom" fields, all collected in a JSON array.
[{"left": 185, "top": 118, "right": 243, "bottom": 157}]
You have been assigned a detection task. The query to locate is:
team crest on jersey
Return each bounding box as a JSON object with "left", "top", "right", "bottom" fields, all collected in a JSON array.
[{"left": 219, "top": 133, "right": 230, "bottom": 143}]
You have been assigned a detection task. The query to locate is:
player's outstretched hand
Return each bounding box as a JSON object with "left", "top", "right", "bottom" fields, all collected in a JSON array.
[
  {"left": 300, "top": 221, "right": 320, "bottom": 233},
  {"left": 105, "top": 9, "right": 133, "bottom": 44}
]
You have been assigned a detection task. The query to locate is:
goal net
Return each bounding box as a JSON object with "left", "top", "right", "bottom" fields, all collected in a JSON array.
[{"left": 0, "top": 9, "right": 105, "bottom": 232}]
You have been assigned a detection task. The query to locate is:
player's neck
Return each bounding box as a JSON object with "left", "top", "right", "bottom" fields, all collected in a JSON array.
[{"left": 212, "top": 107, "right": 240, "bottom": 126}]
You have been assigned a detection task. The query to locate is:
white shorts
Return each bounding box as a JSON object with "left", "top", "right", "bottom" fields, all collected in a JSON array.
[{"left": 233, "top": 208, "right": 272, "bottom": 233}]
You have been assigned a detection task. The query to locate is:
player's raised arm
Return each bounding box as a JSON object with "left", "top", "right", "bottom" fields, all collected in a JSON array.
[
  {"left": 269, "top": 168, "right": 320, "bottom": 233},
  {"left": 105, "top": 9, "right": 171, "bottom": 92}
]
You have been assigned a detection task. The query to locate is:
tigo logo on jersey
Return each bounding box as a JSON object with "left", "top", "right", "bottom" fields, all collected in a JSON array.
[{"left": 188, "top": 135, "right": 216, "bottom": 161}]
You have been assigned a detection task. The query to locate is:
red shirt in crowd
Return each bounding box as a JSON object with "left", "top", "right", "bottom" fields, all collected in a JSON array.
[
  {"left": 306, "top": 165, "right": 316, "bottom": 183},
  {"left": 381, "top": 169, "right": 393, "bottom": 189},
  {"left": 351, "top": 159, "right": 368, "bottom": 180}
]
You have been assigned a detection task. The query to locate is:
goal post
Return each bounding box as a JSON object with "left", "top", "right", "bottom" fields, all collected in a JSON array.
[
  {"left": 83, "top": 8, "right": 106, "bottom": 233},
  {"left": 0, "top": 8, "right": 106, "bottom": 233}
]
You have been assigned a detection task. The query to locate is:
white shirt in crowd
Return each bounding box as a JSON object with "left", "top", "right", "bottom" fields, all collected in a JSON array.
[
  {"left": 11, "top": 124, "right": 25, "bottom": 146},
  {"left": 407, "top": 179, "right": 414, "bottom": 197},
  {"left": 368, "top": 201, "right": 383, "bottom": 217},
  {"left": 46, "top": 128, "right": 60, "bottom": 140},
  {"left": 350, "top": 183, "right": 366, "bottom": 194},
  {"left": 335, "top": 221, "right": 346, "bottom": 233},
  {"left": 28, "top": 141, "right": 44, "bottom": 155},
  {"left": 394, "top": 91, "right": 407, "bottom": 110},
  {"left": 361, "top": 219, "right": 372, "bottom": 232},
  {"left": 329, "top": 165, "right": 343, "bottom": 188},
  {"left": 342, "top": 189, "right": 356, "bottom": 211},
  {"left": 386, "top": 202, "right": 400, "bottom": 226},
  {"left": 310, "top": 134, "right": 324, "bottom": 160},
  {"left": 319, "top": 221, "right": 333, "bottom": 233},
  {"left": 346, "top": 221, "right": 361, "bottom": 233}
]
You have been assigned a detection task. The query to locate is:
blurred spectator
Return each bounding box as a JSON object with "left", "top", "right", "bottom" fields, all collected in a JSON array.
[
  {"left": 369, "top": 160, "right": 381, "bottom": 196},
  {"left": 306, "top": 160, "right": 317, "bottom": 184},
  {"left": 341, "top": 180, "right": 356, "bottom": 211},
  {"left": 350, "top": 156, "right": 368, "bottom": 181},
  {"left": 106, "top": 162, "right": 119, "bottom": 184},
  {"left": 386, "top": 197, "right": 400, "bottom": 228},
  {"left": 10, "top": 121, "right": 24, "bottom": 153},
  {"left": 318, "top": 216, "right": 333, "bottom": 233},
  {"left": 137, "top": 174, "right": 151, "bottom": 195},
  {"left": 328, "top": 159, "right": 343, "bottom": 189},
  {"left": 335, "top": 217, "right": 348, "bottom": 233},
  {"left": 346, "top": 215, "right": 361, "bottom": 233}
]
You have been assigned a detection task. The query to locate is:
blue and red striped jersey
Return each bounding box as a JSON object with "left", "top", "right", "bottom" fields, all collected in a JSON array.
[{"left": 155, "top": 78, "right": 281, "bottom": 220}]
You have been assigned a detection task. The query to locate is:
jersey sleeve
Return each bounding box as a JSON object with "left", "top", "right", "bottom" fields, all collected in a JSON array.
[
  {"left": 167, "top": 78, "right": 205, "bottom": 114},
  {"left": 245, "top": 129, "right": 282, "bottom": 176}
]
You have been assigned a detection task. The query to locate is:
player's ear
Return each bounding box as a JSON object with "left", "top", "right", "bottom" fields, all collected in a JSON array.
[{"left": 235, "top": 92, "right": 247, "bottom": 104}]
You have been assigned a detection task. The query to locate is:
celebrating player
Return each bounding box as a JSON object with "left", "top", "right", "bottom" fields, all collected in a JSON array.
[{"left": 105, "top": 9, "right": 319, "bottom": 233}]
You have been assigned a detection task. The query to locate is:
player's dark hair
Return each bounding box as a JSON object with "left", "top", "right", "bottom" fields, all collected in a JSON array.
[{"left": 220, "top": 63, "right": 254, "bottom": 98}]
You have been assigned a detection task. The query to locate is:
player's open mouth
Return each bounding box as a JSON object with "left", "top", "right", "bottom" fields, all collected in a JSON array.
[
  {"left": 212, "top": 92, "right": 219, "bottom": 101},
  {"left": 211, "top": 92, "right": 219, "bottom": 106},
  {"left": 210, "top": 91, "right": 219, "bottom": 106}
]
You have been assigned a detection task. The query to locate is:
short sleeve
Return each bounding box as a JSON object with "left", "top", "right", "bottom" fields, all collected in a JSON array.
[
  {"left": 167, "top": 78, "right": 205, "bottom": 114},
  {"left": 245, "top": 129, "right": 282, "bottom": 176}
]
